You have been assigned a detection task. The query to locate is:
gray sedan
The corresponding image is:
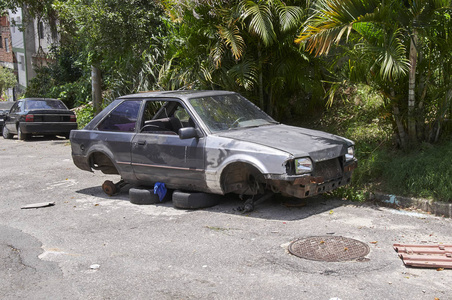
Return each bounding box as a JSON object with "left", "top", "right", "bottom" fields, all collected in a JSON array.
[{"left": 70, "top": 90, "right": 357, "bottom": 200}]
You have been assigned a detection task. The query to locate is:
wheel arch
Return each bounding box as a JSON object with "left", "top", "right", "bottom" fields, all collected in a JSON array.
[
  {"left": 87, "top": 149, "right": 119, "bottom": 175},
  {"left": 218, "top": 158, "right": 268, "bottom": 195}
]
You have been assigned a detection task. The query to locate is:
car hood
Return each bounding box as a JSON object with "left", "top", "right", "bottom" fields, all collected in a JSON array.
[{"left": 215, "top": 124, "right": 353, "bottom": 162}]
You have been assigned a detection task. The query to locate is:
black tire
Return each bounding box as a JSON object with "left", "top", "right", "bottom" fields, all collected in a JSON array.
[
  {"left": 17, "top": 126, "right": 29, "bottom": 140},
  {"left": 129, "top": 187, "right": 161, "bottom": 205},
  {"left": 172, "top": 190, "right": 222, "bottom": 209},
  {"left": 2, "top": 126, "right": 13, "bottom": 139}
]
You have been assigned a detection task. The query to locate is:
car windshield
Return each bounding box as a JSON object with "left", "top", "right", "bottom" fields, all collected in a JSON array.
[
  {"left": 25, "top": 100, "right": 67, "bottom": 110},
  {"left": 189, "top": 94, "right": 277, "bottom": 132}
]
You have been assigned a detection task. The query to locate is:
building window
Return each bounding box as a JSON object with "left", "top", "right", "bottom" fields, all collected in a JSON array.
[
  {"left": 20, "top": 55, "right": 25, "bottom": 71},
  {"left": 0, "top": 35, "right": 2, "bottom": 48},
  {"left": 38, "top": 21, "right": 44, "bottom": 39},
  {"left": 4, "top": 38, "right": 9, "bottom": 52}
]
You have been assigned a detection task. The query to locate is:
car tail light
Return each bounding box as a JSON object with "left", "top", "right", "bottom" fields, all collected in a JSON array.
[
  {"left": 70, "top": 115, "right": 77, "bottom": 122},
  {"left": 25, "top": 114, "right": 34, "bottom": 122}
]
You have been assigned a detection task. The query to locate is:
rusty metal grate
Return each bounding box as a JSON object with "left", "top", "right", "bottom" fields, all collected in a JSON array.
[
  {"left": 288, "top": 236, "right": 370, "bottom": 262},
  {"left": 314, "top": 158, "right": 343, "bottom": 181}
]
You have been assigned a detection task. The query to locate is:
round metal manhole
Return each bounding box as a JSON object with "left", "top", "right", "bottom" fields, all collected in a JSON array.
[{"left": 288, "top": 236, "right": 370, "bottom": 262}]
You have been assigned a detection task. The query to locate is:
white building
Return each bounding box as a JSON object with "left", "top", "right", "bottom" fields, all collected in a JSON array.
[{"left": 8, "top": 7, "right": 59, "bottom": 93}]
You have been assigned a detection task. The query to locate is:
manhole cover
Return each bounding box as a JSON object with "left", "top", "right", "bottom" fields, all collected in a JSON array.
[{"left": 288, "top": 236, "right": 370, "bottom": 262}]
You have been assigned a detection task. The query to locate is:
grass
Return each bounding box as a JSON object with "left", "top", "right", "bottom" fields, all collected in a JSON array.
[{"left": 311, "top": 84, "right": 452, "bottom": 203}]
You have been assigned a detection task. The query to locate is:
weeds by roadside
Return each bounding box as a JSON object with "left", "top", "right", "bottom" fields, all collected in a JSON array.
[{"left": 315, "top": 85, "right": 452, "bottom": 203}]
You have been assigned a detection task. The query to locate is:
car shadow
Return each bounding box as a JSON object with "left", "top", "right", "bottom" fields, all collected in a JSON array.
[
  {"left": 206, "top": 194, "right": 362, "bottom": 221},
  {"left": 75, "top": 184, "right": 373, "bottom": 221},
  {"left": 76, "top": 185, "right": 132, "bottom": 201},
  {"left": 19, "top": 135, "right": 69, "bottom": 144}
]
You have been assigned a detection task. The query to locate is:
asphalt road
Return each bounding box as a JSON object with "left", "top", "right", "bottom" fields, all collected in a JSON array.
[{"left": 1, "top": 136, "right": 451, "bottom": 300}]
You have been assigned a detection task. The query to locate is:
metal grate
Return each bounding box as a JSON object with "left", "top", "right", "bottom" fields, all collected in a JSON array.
[
  {"left": 314, "top": 159, "right": 343, "bottom": 181},
  {"left": 288, "top": 236, "right": 370, "bottom": 262}
]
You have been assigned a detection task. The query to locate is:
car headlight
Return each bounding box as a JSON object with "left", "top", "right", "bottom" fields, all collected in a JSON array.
[
  {"left": 295, "top": 157, "right": 313, "bottom": 174},
  {"left": 345, "top": 146, "right": 355, "bottom": 162}
]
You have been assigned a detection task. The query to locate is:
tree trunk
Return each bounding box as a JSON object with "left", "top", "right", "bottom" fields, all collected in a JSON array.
[
  {"left": 257, "top": 41, "right": 264, "bottom": 110},
  {"left": 407, "top": 31, "right": 418, "bottom": 144},
  {"left": 92, "top": 65, "right": 102, "bottom": 115},
  {"left": 391, "top": 88, "right": 407, "bottom": 148}
]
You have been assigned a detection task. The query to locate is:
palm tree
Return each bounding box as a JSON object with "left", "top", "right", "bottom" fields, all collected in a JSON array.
[
  {"left": 160, "top": 0, "right": 319, "bottom": 118},
  {"left": 296, "top": 0, "right": 452, "bottom": 147}
]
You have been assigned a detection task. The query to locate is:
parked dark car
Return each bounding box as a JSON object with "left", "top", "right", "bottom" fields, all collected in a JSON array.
[
  {"left": 0, "top": 109, "right": 8, "bottom": 130},
  {"left": 0, "top": 101, "right": 14, "bottom": 131},
  {"left": 2, "top": 98, "right": 78, "bottom": 140},
  {"left": 70, "top": 90, "right": 357, "bottom": 202}
]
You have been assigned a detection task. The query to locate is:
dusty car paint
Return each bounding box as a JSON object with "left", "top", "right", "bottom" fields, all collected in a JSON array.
[{"left": 70, "top": 90, "right": 357, "bottom": 199}]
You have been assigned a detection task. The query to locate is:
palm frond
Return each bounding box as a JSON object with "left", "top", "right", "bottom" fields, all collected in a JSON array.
[
  {"left": 274, "top": 0, "right": 304, "bottom": 31},
  {"left": 296, "top": 0, "right": 382, "bottom": 55},
  {"left": 241, "top": 0, "right": 276, "bottom": 46},
  {"left": 228, "top": 58, "right": 259, "bottom": 90},
  {"left": 217, "top": 25, "right": 246, "bottom": 60}
]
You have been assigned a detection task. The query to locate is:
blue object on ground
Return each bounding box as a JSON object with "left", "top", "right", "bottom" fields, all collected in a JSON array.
[{"left": 154, "top": 182, "right": 167, "bottom": 201}]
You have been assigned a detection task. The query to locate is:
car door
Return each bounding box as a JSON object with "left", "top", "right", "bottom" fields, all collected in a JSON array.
[
  {"left": 94, "top": 100, "right": 142, "bottom": 177},
  {"left": 131, "top": 99, "right": 206, "bottom": 190},
  {"left": 5, "top": 101, "right": 22, "bottom": 133}
]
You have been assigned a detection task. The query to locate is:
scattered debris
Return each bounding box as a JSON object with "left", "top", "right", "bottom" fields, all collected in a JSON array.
[
  {"left": 21, "top": 202, "right": 55, "bottom": 209},
  {"left": 394, "top": 243, "right": 452, "bottom": 268}
]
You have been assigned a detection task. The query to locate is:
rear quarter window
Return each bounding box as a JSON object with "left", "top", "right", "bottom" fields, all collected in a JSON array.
[{"left": 97, "top": 100, "right": 141, "bottom": 132}]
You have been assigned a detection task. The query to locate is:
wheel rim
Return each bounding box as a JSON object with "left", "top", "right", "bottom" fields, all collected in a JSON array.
[{"left": 102, "top": 180, "right": 117, "bottom": 196}]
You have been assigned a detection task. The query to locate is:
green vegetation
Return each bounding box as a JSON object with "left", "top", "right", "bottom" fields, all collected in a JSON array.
[
  {"left": 321, "top": 85, "right": 452, "bottom": 202},
  {"left": 0, "top": 66, "right": 17, "bottom": 97}
]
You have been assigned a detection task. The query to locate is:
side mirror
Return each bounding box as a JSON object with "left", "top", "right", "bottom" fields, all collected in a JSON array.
[{"left": 178, "top": 127, "right": 199, "bottom": 139}]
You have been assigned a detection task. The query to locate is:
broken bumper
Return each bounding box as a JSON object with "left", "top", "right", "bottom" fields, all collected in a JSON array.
[{"left": 265, "top": 161, "right": 357, "bottom": 199}]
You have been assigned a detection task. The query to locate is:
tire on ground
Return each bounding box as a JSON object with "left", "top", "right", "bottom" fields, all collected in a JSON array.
[
  {"left": 129, "top": 187, "right": 171, "bottom": 205},
  {"left": 18, "top": 127, "right": 28, "bottom": 140},
  {"left": 2, "top": 126, "right": 13, "bottom": 139},
  {"left": 172, "top": 190, "right": 222, "bottom": 209}
]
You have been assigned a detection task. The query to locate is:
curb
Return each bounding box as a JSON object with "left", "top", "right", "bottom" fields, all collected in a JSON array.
[{"left": 370, "top": 192, "right": 452, "bottom": 218}]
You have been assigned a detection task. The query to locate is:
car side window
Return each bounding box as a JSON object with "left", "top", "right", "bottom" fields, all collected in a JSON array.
[
  {"left": 10, "top": 102, "right": 21, "bottom": 113},
  {"left": 140, "top": 100, "right": 192, "bottom": 135},
  {"left": 97, "top": 100, "right": 141, "bottom": 132}
]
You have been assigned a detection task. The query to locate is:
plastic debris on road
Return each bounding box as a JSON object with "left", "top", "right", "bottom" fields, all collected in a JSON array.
[
  {"left": 21, "top": 202, "right": 56, "bottom": 209},
  {"left": 154, "top": 182, "right": 167, "bottom": 201}
]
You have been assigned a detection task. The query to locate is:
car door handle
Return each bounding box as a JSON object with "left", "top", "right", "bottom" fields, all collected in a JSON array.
[{"left": 137, "top": 140, "right": 146, "bottom": 146}]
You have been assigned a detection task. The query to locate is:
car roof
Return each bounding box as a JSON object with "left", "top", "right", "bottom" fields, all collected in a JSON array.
[
  {"left": 22, "top": 98, "right": 61, "bottom": 101},
  {"left": 118, "top": 90, "right": 237, "bottom": 101}
]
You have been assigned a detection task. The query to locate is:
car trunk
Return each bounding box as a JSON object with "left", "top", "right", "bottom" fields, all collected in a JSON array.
[{"left": 26, "top": 109, "right": 74, "bottom": 122}]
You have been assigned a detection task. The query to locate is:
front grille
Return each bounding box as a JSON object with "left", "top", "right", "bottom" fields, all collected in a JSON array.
[{"left": 313, "top": 158, "right": 343, "bottom": 181}]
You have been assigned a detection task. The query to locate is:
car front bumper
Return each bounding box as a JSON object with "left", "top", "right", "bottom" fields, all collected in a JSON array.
[{"left": 265, "top": 160, "right": 358, "bottom": 199}]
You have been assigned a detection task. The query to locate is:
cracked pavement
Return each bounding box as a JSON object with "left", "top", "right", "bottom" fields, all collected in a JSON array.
[{"left": 1, "top": 137, "right": 452, "bottom": 299}]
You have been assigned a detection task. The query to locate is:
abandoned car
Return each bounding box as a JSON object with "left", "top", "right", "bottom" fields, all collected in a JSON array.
[
  {"left": 70, "top": 90, "right": 357, "bottom": 203},
  {"left": 2, "top": 98, "right": 77, "bottom": 140}
]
